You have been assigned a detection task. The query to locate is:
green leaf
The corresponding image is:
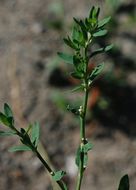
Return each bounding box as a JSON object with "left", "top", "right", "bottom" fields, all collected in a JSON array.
[
  {"left": 8, "top": 145, "right": 31, "bottom": 152},
  {"left": 83, "top": 153, "right": 88, "bottom": 168},
  {"left": 73, "top": 55, "right": 85, "bottom": 73},
  {"left": 20, "top": 128, "right": 26, "bottom": 134},
  {"left": 72, "top": 25, "right": 80, "bottom": 41},
  {"left": 98, "top": 16, "right": 111, "bottom": 28},
  {"left": 4, "top": 103, "right": 13, "bottom": 118},
  {"left": 104, "top": 44, "right": 114, "bottom": 52},
  {"left": 89, "top": 63, "right": 104, "bottom": 81},
  {"left": 58, "top": 52, "right": 73, "bottom": 64},
  {"left": 71, "top": 71, "right": 84, "bottom": 79},
  {"left": 31, "top": 122, "right": 40, "bottom": 147},
  {"left": 90, "top": 44, "right": 113, "bottom": 57},
  {"left": 82, "top": 142, "right": 93, "bottom": 153},
  {"left": 93, "top": 29, "right": 107, "bottom": 37},
  {"left": 73, "top": 18, "right": 87, "bottom": 40},
  {"left": 89, "top": 6, "right": 100, "bottom": 19},
  {"left": 89, "top": 6, "right": 95, "bottom": 19},
  {"left": 20, "top": 128, "right": 31, "bottom": 145},
  {"left": 90, "top": 48, "right": 104, "bottom": 57},
  {"left": 0, "top": 130, "right": 16, "bottom": 136},
  {"left": 118, "top": 175, "right": 129, "bottom": 190},
  {"left": 52, "top": 170, "right": 66, "bottom": 181},
  {"left": 63, "top": 37, "right": 79, "bottom": 50},
  {"left": 75, "top": 146, "right": 81, "bottom": 167},
  {"left": 0, "top": 112, "right": 11, "bottom": 127},
  {"left": 67, "top": 105, "right": 79, "bottom": 116},
  {"left": 75, "top": 146, "right": 90, "bottom": 168},
  {"left": 71, "top": 85, "right": 84, "bottom": 92}
]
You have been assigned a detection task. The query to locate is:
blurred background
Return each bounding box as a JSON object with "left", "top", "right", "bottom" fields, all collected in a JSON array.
[{"left": 0, "top": 0, "right": 136, "bottom": 190}]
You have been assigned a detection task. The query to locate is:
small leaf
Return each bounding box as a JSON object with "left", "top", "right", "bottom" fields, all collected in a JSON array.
[
  {"left": 75, "top": 146, "right": 81, "bottom": 167},
  {"left": 73, "top": 55, "right": 82, "bottom": 71},
  {"left": 71, "top": 71, "right": 84, "bottom": 79},
  {"left": 4, "top": 103, "right": 13, "bottom": 118},
  {"left": 93, "top": 29, "right": 107, "bottom": 37},
  {"left": 83, "top": 153, "right": 88, "bottom": 168},
  {"left": 71, "top": 85, "right": 84, "bottom": 92},
  {"left": 89, "top": 63, "right": 104, "bottom": 81},
  {"left": 20, "top": 128, "right": 31, "bottom": 145},
  {"left": 82, "top": 142, "right": 93, "bottom": 153},
  {"left": 89, "top": 6, "right": 100, "bottom": 19},
  {"left": 0, "top": 112, "right": 11, "bottom": 127},
  {"left": 52, "top": 170, "right": 66, "bottom": 181},
  {"left": 98, "top": 16, "right": 111, "bottom": 28},
  {"left": 0, "top": 130, "right": 16, "bottom": 137},
  {"left": 72, "top": 25, "right": 81, "bottom": 41},
  {"left": 89, "top": 6, "right": 95, "bottom": 19},
  {"left": 31, "top": 122, "right": 40, "bottom": 147},
  {"left": 58, "top": 52, "right": 73, "bottom": 64},
  {"left": 73, "top": 18, "right": 87, "bottom": 40},
  {"left": 63, "top": 37, "right": 79, "bottom": 50},
  {"left": 118, "top": 175, "right": 129, "bottom": 190},
  {"left": 67, "top": 105, "right": 79, "bottom": 116},
  {"left": 75, "top": 147, "right": 90, "bottom": 168},
  {"left": 104, "top": 44, "right": 114, "bottom": 52},
  {"left": 8, "top": 145, "right": 31, "bottom": 152},
  {"left": 90, "top": 48, "right": 104, "bottom": 57}
]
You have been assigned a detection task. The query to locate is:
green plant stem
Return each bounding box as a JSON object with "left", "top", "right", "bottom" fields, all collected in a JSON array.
[
  {"left": 35, "top": 149, "right": 65, "bottom": 190},
  {"left": 35, "top": 149, "right": 53, "bottom": 173},
  {"left": 80, "top": 88, "right": 89, "bottom": 140},
  {"left": 76, "top": 85, "right": 89, "bottom": 190},
  {"left": 76, "top": 149, "right": 85, "bottom": 190},
  {"left": 76, "top": 44, "right": 89, "bottom": 190}
]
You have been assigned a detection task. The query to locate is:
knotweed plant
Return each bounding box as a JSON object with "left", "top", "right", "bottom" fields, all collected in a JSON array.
[{"left": 0, "top": 6, "right": 129, "bottom": 190}]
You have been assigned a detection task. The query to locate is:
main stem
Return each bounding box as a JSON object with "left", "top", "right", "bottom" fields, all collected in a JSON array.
[
  {"left": 76, "top": 55, "right": 89, "bottom": 190},
  {"left": 76, "top": 87, "right": 89, "bottom": 190}
]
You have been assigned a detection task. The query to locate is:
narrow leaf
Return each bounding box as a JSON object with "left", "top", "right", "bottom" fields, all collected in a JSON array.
[
  {"left": 52, "top": 170, "right": 66, "bottom": 181},
  {"left": 71, "top": 85, "right": 84, "bottom": 92},
  {"left": 75, "top": 146, "right": 81, "bottom": 167},
  {"left": 98, "top": 16, "right": 111, "bottom": 28},
  {"left": 0, "top": 130, "right": 16, "bottom": 137},
  {"left": 104, "top": 44, "right": 114, "bottom": 52},
  {"left": 118, "top": 175, "right": 129, "bottom": 190},
  {"left": 0, "top": 112, "right": 11, "bottom": 127},
  {"left": 72, "top": 25, "right": 80, "bottom": 41},
  {"left": 67, "top": 105, "right": 79, "bottom": 116},
  {"left": 8, "top": 145, "right": 31, "bottom": 152},
  {"left": 93, "top": 29, "right": 107, "bottom": 37},
  {"left": 89, "top": 6, "right": 100, "bottom": 19},
  {"left": 71, "top": 71, "right": 83, "bottom": 79},
  {"left": 89, "top": 6, "right": 95, "bottom": 19},
  {"left": 63, "top": 37, "right": 79, "bottom": 50},
  {"left": 89, "top": 63, "right": 104, "bottom": 81},
  {"left": 82, "top": 142, "right": 93, "bottom": 153},
  {"left": 4, "top": 103, "right": 13, "bottom": 117},
  {"left": 83, "top": 153, "right": 88, "bottom": 168},
  {"left": 90, "top": 48, "right": 104, "bottom": 57},
  {"left": 31, "top": 122, "right": 40, "bottom": 147},
  {"left": 73, "top": 18, "right": 87, "bottom": 40},
  {"left": 58, "top": 52, "right": 73, "bottom": 64}
]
